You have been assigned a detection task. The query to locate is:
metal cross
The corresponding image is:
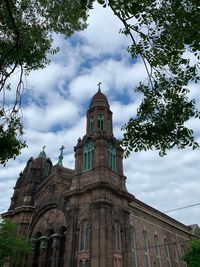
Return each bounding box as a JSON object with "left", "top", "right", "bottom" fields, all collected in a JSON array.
[
  {"left": 60, "top": 145, "right": 65, "bottom": 155},
  {"left": 56, "top": 145, "right": 65, "bottom": 167},
  {"left": 97, "top": 82, "right": 102, "bottom": 92},
  {"left": 42, "top": 145, "right": 46, "bottom": 151}
]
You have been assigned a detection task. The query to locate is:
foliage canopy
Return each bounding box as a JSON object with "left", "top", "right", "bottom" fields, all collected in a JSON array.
[
  {"left": 183, "top": 239, "right": 200, "bottom": 267},
  {"left": 0, "top": 0, "right": 88, "bottom": 164},
  {"left": 97, "top": 0, "right": 200, "bottom": 156},
  {"left": 0, "top": 218, "right": 31, "bottom": 265},
  {"left": 183, "top": 228, "right": 200, "bottom": 267},
  {"left": 0, "top": 0, "right": 200, "bottom": 163}
]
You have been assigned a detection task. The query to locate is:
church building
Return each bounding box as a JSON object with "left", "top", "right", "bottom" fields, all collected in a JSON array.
[{"left": 2, "top": 88, "right": 195, "bottom": 267}]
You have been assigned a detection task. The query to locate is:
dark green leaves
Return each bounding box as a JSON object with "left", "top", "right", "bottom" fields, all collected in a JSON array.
[
  {"left": 1, "top": 0, "right": 200, "bottom": 161},
  {"left": 183, "top": 238, "right": 200, "bottom": 267},
  {"left": 0, "top": 219, "right": 31, "bottom": 265},
  {"left": 0, "top": 0, "right": 88, "bottom": 164},
  {"left": 0, "top": 111, "right": 26, "bottom": 165},
  {"left": 96, "top": 0, "right": 200, "bottom": 156}
]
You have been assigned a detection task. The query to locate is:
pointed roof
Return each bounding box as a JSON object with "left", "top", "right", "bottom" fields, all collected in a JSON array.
[
  {"left": 38, "top": 146, "right": 46, "bottom": 158},
  {"left": 89, "top": 89, "right": 109, "bottom": 109},
  {"left": 56, "top": 145, "right": 65, "bottom": 167}
]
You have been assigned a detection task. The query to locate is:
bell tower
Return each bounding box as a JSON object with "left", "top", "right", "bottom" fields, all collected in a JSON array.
[
  {"left": 67, "top": 86, "right": 133, "bottom": 267},
  {"left": 72, "top": 86, "right": 126, "bottom": 191},
  {"left": 86, "top": 84, "right": 113, "bottom": 136}
]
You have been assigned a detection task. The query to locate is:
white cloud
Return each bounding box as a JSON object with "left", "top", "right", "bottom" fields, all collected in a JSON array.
[
  {"left": 78, "top": 3, "right": 129, "bottom": 56},
  {"left": 111, "top": 100, "right": 141, "bottom": 125},
  {"left": 23, "top": 98, "right": 81, "bottom": 131},
  {"left": 125, "top": 147, "right": 200, "bottom": 225},
  {"left": 1, "top": 3, "right": 200, "bottom": 229},
  {"left": 68, "top": 58, "right": 146, "bottom": 104}
]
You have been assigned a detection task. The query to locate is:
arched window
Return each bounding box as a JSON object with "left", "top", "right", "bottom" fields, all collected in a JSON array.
[
  {"left": 113, "top": 225, "right": 117, "bottom": 251},
  {"left": 85, "top": 259, "right": 90, "bottom": 267},
  {"left": 164, "top": 239, "right": 172, "bottom": 267},
  {"left": 85, "top": 224, "right": 91, "bottom": 250},
  {"left": 80, "top": 223, "right": 85, "bottom": 251},
  {"left": 107, "top": 115, "right": 111, "bottom": 131},
  {"left": 98, "top": 113, "right": 104, "bottom": 130},
  {"left": 154, "top": 234, "right": 162, "bottom": 267},
  {"left": 108, "top": 142, "right": 116, "bottom": 171},
  {"left": 113, "top": 224, "right": 121, "bottom": 251},
  {"left": 143, "top": 230, "right": 151, "bottom": 267},
  {"left": 79, "top": 260, "right": 83, "bottom": 267},
  {"left": 32, "top": 232, "right": 42, "bottom": 267},
  {"left": 173, "top": 241, "right": 180, "bottom": 267},
  {"left": 79, "top": 221, "right": 91, "bottom": 251},
  {"left": 130, "top": 226, "right": 137, "bottom": 267},
  {"left": 44, "top": 161, "right": 51, "bottom": 176},
  {"left": 26, "top": 157, "right": 33, "bottom": 176},
  {"left": 180, "top": 242, "right": 187, "bottom": 266},
  {"left": 45, "top": 229, "right": 54, "bottom": 267},
  {"left": 89, "top": 116, "right": 94, "bottom": 132},
  {"left": 83, "top": 140, "right": 94, "bottom": 171},
  {"left": 58, "top": 226, "right": 67, "bottom": 267}
]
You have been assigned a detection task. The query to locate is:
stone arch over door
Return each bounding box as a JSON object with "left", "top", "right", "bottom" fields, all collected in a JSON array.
[{"left": 29, "top": 208, "right": 67, "bottom": 267}]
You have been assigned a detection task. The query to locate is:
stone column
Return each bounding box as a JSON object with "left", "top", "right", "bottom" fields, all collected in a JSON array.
[
  {"left": 38, "top": 236, "right": 49, "bottom": 267},
  {"left": 121, "top": 209, "right": 131, "bottom": 267},
  {"left": 50, "top": 233, "right": 62, "bottom": 267},
  {"left": 70, "top": 208, "right": 79, "bottom": 267},
  {"left": 90, "top": 200, "right": 113, "bottom": 267},
  {"left": 28, "top": 238, "right": 37, "bottom": 267}
]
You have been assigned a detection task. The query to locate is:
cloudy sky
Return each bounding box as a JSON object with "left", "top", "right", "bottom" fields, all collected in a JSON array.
[{"left": 1, "top": 3, "right": 200, "bottom": 226}]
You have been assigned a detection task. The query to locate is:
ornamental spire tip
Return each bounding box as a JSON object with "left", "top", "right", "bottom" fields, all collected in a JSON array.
[
  {"left": 56, "top": 145, "right": 65, "bottom": 167},
  {"left": 97, "top": 82, "right": 102, "bottom": 92}
]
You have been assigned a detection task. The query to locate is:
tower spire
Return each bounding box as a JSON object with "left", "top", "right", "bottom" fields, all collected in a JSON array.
[
  {"left": 87, "top": 85, "right": 112, "bottom": 135},
  {"left": 38, "top": 145, "right": 46, "bottom": 158},
  {"left": 97, "top": 82, "right": 102, "bottom": 92},
  {"left": 56, "top": 145, "right": 65, "bottom": 166}
]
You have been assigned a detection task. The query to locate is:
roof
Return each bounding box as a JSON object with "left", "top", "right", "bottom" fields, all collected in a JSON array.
[{"left": 89, "top": 89, "right": 109, "bottom": 109}]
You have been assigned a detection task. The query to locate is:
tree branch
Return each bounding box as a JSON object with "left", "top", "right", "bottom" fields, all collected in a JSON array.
[
  {"left": 0, "top": 0, "right": 20, "bottom": 70},
  {"left": 109, "top": 2, "right": 154, "bottom": 90}
]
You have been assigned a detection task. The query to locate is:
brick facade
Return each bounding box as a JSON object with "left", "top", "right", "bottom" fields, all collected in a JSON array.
[{"left": 2, "top": 89, "right": 194, "bottom": 267}]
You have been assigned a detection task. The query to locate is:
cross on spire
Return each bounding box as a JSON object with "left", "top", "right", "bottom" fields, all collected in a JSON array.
[
  {"left": 60, "top": 145, "right": 65, "bottom": 154},
  {"left": 97, "top": 82, "right": 102, "bottom": 92},
  {"left": 56, "top": 145, "right": 65, "bottom": 166},
  {"left": 38, "top": 145, "right": 46, "bottom": 158}
]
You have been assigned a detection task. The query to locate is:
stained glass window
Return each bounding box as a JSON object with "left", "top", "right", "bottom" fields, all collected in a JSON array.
[
  {"left": 79, "top": 221, "right": 91, "bottom": 251},
  {"left": 44, "top": 162, "right": 50, "bottom": 176},
  {"left": 107, "top": 115, "right": 111, "bottom": 131},
  {"left": 173, "top": 242, "right": 180, "bottom": 267},
  {"left": 143, "top": 231, "right": 151, "bottom": 267},
  {"left": 83, "top": 140, "right": 94, "bottom": 171},
  {"left": 164, "top": 239, "right": 172, "bottom": 267},
  {"left": 113, "top": 224, "right": 121, "bottom": 251},
  {"left": 130, "top": 226, "right": 137, "bottom": 267},
  {"left": 98, "top": 113, "right": 104, "bottom": 130},
  {"left": 154, "top": 234, "right": 162, "bottom": 267},
  {"left": 108, "top": 142, "right": 116, "bottom": 171},
  {"left": 89, "top": 116, "right": 94, "bottom": 132}
]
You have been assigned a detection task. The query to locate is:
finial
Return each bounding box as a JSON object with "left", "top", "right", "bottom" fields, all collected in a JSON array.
[
  {"left": 97, "top": 82, "right": 102, "bottom": 92},
  {"left": 56, "top": 145, "right": 65, "bottom": 166},
  {"left": 38, "top": 145, "right": 46, "bottom": 158}
]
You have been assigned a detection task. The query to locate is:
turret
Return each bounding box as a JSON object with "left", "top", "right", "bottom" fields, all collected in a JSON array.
[
  {"left": 72, "top": 86, "right": 126, "bottom": 191},
  {"left": 9, "top": 147, "right": 52, "bottom": 210},
  {"left": 86, "top": 87, "right": 113, "bottom": 136}
]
